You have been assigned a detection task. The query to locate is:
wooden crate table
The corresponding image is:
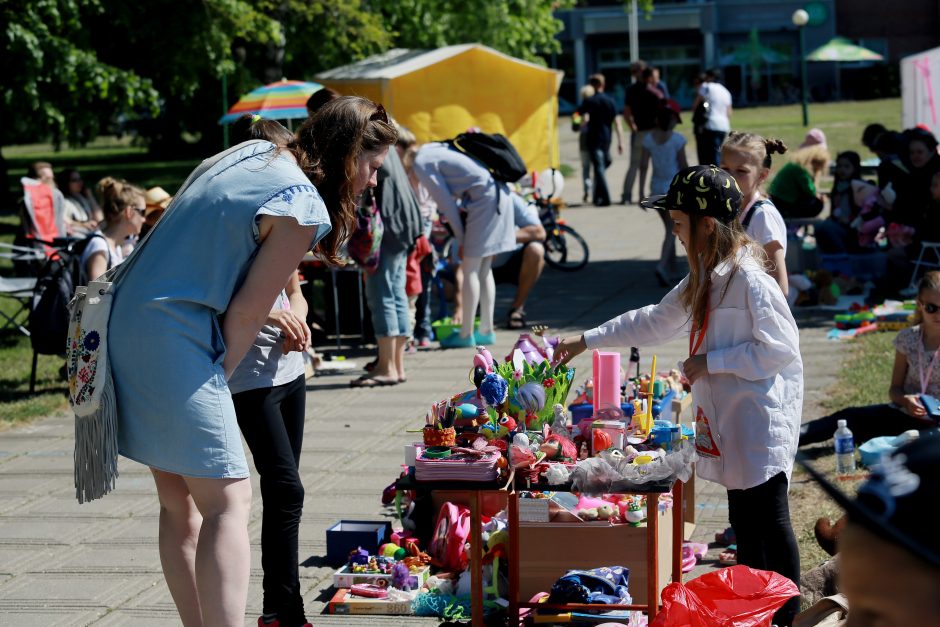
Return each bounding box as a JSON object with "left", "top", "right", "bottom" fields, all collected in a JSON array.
[
  {"left": 395, "top": 472, "right": 514, "bottom": 627},
  {"left": 508, "top": 476, "right": 685, "bottom": 624}
]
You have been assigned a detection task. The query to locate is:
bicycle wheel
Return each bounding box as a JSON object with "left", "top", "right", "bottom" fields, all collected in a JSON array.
[{"left": 544, "top": 224, "right": 589, "bottom": 272}]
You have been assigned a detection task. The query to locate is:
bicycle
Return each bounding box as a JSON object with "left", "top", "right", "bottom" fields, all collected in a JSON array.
[{"left": 529, "top": 170, "right": 590, "bottom": 272}]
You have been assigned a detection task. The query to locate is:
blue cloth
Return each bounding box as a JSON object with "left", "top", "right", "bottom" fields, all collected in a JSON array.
[
  {"left": 492, "top": 195, "right": 540, "bottom": 268},
  {"left": 109, "top": 141, "right": 331, "bottom": 478},
  {"left": 365, "top": 239, "right": 410, "bottom": 337}
]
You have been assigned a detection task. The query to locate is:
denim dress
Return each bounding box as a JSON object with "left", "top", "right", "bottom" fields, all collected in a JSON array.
[{"left": 109, "top": 141, "right": 330, "bottom": 478}]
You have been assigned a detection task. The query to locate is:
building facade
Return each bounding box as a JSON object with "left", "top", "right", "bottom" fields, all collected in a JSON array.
[{"left": 553, "top": 0, "right": 839, "bottom": 109}]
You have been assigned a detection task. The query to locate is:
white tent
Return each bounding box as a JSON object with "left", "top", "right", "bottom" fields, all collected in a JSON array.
[{"left": 901, "top": 46, "right": 940, "bottom": 138}]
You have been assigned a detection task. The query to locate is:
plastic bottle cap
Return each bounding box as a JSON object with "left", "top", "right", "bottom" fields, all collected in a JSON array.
[{"left": 837, "top": 419, "right": 847, "bottom": 428}]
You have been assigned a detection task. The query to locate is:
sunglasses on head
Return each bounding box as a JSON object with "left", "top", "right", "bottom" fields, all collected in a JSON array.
[
  {"left": 369, "top": 103, "right": 388, "bottom": 124},
  {"left": 921, "top": 300, "right": 940, "bottom": 314}
]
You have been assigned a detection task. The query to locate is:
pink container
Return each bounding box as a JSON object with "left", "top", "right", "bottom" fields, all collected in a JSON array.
[{"left": 592, "top": 350, "right": 621, "bottom": 414}]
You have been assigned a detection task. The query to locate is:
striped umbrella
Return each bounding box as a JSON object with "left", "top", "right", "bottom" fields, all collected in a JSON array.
[{"left": 219, "top": 79, "right": 323, "bottom": 124}]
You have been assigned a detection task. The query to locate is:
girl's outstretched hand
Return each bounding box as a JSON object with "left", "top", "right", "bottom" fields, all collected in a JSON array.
[
  {"left": 555, "top": 335, "right": 587, "bottom": 366},
  {"left": 683, "top": 354, "right": 709, "bottom": 384}
]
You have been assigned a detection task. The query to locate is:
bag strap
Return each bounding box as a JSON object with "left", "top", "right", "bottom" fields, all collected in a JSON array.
[
  {"left": 106, "top": 140, "right": 268, "bottom": 286},
  {"left": 741, "top": 198, "right": 769, "bottom": 229}
]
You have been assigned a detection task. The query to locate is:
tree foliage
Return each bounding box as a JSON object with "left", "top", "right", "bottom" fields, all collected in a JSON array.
[
  {"left": 2, "top": 0, "right": 159, "bottom": 147},
  {"left": 3, "top": 0, "right": 573, "bottom": 152}
]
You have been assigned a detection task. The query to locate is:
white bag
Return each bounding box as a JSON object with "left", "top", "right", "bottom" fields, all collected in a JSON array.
[{"left": 67, "top": 280, "right": 118, "bottom": 503}]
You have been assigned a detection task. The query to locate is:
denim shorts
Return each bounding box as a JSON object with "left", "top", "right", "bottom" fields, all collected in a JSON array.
[{"left": 365, "top": 243, "right": 410, "bottom": 337}]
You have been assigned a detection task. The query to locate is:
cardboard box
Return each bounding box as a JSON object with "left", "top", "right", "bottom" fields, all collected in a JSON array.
[
  {"left": 325, "top": 520, "right": 391, "bottom": 566},
  {"left": 332, "top": 563, "right": 430, "bottom": 589},
  {"left": 327, "top": 588, "right": 413, "bottom": 615},
  {"left": 517, "top": 497, "right": 551, "bottom": 522}
]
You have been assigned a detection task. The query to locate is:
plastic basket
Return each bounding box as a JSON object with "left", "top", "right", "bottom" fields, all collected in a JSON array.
[{"left": 431, "top": 317, "right": 479, "bottom": 341}]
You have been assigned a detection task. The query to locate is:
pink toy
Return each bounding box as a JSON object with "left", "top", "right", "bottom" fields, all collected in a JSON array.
[
  {"left": 473, "top": 346, "right": 495, "bottom": 372},
  {"left": 505, "top": 332, "right": 560, "bottom": 366},
  {"left": 592, "top": 350, "right": 621, "bottom": 415}
]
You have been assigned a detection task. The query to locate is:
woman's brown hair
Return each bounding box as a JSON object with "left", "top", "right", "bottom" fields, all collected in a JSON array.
[
  {"left": 97, "top": 177, "right": 144, "bottom": 222},
  {"left": 288, "top": 96, "right": 397, "bottom": 264},
  {"left": 679, "top": 213, "right": 766, "bottom": 329}
]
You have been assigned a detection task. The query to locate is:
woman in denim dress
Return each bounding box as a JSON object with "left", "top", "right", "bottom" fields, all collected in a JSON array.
[{"left": 108, "top": 97, "right": 396, "bottom": 626}]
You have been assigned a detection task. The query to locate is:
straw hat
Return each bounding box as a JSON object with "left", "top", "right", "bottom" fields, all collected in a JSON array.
[{"left": 144, "top": 186, "right": 172, "bottom": 216}]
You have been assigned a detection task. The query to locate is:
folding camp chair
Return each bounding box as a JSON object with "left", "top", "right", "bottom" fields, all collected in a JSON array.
[
  {"left": 901, "top": 240, "right": 940, "bottom": 297},
  {"left": 0, "top": 275, "right": 37, "bottom": 337}
]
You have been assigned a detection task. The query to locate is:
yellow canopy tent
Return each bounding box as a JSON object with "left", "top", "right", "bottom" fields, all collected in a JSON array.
[{"left": 316, "top": 44, "right": 563, "bottom": 172}]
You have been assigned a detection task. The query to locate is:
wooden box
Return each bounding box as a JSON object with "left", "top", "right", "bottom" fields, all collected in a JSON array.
[{"left": 515, "top": 500, "right": 674, "bottom": 605}]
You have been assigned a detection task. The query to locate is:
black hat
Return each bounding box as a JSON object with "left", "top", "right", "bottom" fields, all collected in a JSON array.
[
  {"left": 797, "top": 430, "right": 940, "bottom": 569},
  {"left": 639, "top": 165, "right": 743, "bottom": 223}
]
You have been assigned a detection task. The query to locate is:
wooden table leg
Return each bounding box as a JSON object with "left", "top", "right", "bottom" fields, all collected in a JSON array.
[
  {"left": 647, "top": 493, "right": 659, "bottom": 622},
  {"left": 470, "top": 490, "right": 483, "bottom": 627},
  {"left": 672, "top": 480, "right": 683, "bottom": 583},
  {"left": 508, "top": 491, "right": 520, "bottom": 627}
]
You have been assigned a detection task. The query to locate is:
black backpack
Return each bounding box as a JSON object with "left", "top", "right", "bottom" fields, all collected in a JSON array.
[
  {"left": 448, "top": 132, "right": 528, "bottom": 183},
  {"left": 29, "top": 234, "right": 109, "bottom": 355}
]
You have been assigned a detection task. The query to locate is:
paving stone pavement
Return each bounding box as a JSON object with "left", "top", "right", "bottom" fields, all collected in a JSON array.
[{"left": 0, "top": 127, "right": 845, "bottom": 625}]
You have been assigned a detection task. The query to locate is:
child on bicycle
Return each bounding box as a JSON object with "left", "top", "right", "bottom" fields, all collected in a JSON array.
[{"left": 556, "top": 165, "right": 804, "bottom": 626}]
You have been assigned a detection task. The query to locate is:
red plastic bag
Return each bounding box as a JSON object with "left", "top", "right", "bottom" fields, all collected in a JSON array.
[{"left": 650, "top": 565, "right": 799, "bottom": 627}]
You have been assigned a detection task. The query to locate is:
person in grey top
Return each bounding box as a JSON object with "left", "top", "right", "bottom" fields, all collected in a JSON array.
[{"left": 413, "top": 140, "right": 516, "bottom": 347}]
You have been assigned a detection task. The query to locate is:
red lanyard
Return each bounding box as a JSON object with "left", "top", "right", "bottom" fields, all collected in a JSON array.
[
  {"left": 919, "top": 329, "right": 940, "bottom": 395},
  {"left": 689, "top": 306, "right": 710, "bottom": 357}
]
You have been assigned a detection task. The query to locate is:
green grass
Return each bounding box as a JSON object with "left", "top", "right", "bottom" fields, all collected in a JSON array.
[
  {"left": 789, "top": 331, "right": 896, "bottom": 573},
  {"left": 731, "top": 98, "right": 902, "bottom": 167}
]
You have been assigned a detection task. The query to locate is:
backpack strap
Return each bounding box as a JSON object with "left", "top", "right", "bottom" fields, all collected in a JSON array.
[{"left": 741, "top": 198, "right": 770, "bottom": 229}]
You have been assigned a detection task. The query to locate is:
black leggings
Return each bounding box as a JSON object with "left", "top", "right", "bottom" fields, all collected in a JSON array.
[
  {"left": 727, "top": 472, "right": 801, "bottom": 626},
  {"left": 233, "top": 374, "right": 307, "bottom": 625},
  {"left": 799, "top": 403, "right": 930, "bottom": 446}
]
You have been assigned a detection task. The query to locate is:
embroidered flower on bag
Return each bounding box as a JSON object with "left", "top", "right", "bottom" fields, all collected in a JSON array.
[
  {"left": 83, "top": 331, "right": 100, "bottom": 351},
  {"left": 78, "top": 368, "right": 91, "bottom": 384}
]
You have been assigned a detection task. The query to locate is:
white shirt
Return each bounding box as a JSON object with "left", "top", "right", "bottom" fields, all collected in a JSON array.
[
  {"left": 699, "top": 82, "right": 732, "bottom": 133},
  {"left": 80, "top": 231, "right": 127, "bottom": 277},
  {"left": 492, "top": 194, "right": 540, "bottom": 268},
  {"left": 742, "top": 198, "right": 787, "bottom": 254},
  {"left": 583, "top": 248, "right": 803, "bottom": 490}
]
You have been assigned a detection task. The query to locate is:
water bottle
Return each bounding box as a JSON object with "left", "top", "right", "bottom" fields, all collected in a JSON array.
[{"left": 834, "top": 419, "right": 856, "bottom": 474}]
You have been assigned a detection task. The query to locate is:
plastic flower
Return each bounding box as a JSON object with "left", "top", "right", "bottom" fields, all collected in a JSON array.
[
  {"left": 512, "top": 369, "right": 523, "bottom": 381},
  {"left": 542, "top": 377, "right": 556, "bottom": 388},
  {"left": 83, "top": 331, "right": 100, "bottom": 351}
]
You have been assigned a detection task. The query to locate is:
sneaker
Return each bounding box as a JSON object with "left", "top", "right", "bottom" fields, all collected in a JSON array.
[
  {"left": 416, "top": 337, "right": 432, "bottom": 349},
  {"left": 439, "top": 330, "right": 476, "bottom": 349},
  {"left": 473, "top": 330, "right": 496, "bottom": 345},
  {"left": 257, "top": 615, "right": 312, "bottom": 627}
]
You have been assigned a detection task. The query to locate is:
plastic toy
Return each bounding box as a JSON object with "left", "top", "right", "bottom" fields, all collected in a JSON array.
[
  {"left": 496, "top": 415, "right": 517, "bottom": 439},
  {"left": 391, "top": 562, "right": 419, "bottom": 591}
]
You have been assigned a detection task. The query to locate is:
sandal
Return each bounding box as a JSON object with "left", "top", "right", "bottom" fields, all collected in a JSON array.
[
  {"left": 507, "top": 308, "right": 526, "bottom": 330},
  {"left": 714, "top": 526, "right": 736, "bottom": 546},
  {"left": 349, "top": 374, "right": 398, "bottom": 388}
]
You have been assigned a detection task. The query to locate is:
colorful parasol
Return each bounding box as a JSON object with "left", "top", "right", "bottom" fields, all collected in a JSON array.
[
  {"left": 219, "top": 79, "right": 323, "bottom": 124},
  {"left": 806, "top": 37, "right": 884, "bottom": 63}
]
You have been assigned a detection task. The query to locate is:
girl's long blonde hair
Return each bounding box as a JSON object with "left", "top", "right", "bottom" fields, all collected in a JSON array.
[
  {"left": 914, "top": 271, "right": 940, "bottom": 326},
  {"left": 679, "top": 214, "right": 767, "bottom": 329}
]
